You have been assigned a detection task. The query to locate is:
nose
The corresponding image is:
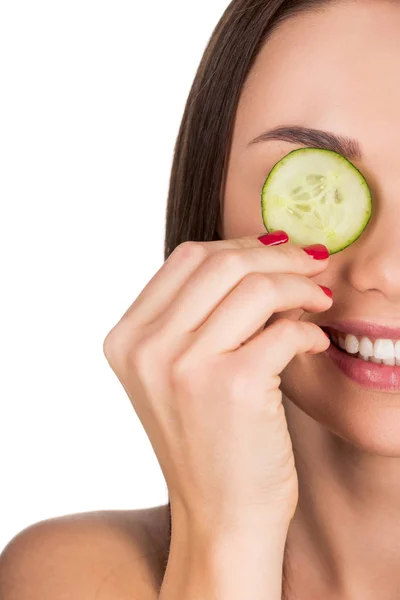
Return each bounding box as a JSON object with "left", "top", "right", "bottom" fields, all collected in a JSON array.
[{"left": 344, "top": 212, "right": 400, "bottom": 301}]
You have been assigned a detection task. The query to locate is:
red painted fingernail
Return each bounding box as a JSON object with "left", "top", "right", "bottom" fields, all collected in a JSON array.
[
  {"left": 258, "top": 231, "right": 289, "bottom": 246},
  {"left": 319, "top": 285, "right": 333, "bottom": 298},
  {"left": 324, "top": 331, "right": 330, "bottom": 338},
  {"left": 303, "top": 244, "right": 330, "bottom": 260}
]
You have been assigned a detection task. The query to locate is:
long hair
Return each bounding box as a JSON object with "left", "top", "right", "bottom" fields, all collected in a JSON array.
[{"left": 162, "top": 0, "right": 333, "bottom": 597}]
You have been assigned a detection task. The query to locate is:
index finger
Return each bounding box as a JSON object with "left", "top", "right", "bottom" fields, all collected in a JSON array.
[{"left": 122, "top": 232, "right": 328, "bottom": 330}]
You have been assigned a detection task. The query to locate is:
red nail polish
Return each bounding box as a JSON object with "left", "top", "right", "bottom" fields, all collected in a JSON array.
[
  {"left": 303, "top": 244, "right": 330, "bottom": 260},
  {"left": 319, "top": 285, "right": 333, "bottom": 298},
  {"left": 258, "top": 231, "right": 289, "bottom": 246},
  {"left": 324, "top": 331, "right": 330, "bottom": 338}
]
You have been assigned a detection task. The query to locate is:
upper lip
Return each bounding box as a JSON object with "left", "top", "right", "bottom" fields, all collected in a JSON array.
[{"left": 321, "top": 320, "right": 400, "bottom": 340}]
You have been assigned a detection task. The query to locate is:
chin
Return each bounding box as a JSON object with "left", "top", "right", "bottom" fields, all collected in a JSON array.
[{"left": 280, "top": 353, "right": 400, "bottom": 458}]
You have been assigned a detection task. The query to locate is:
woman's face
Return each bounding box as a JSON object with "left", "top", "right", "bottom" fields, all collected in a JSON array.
[{"left": 222, "top": 0, "right": 400, "bottom": 456}]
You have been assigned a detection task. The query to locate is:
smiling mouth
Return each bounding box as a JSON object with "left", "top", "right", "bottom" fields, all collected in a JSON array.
[{"left": 321, "top": 327, "right": 400, "bottom": 367}]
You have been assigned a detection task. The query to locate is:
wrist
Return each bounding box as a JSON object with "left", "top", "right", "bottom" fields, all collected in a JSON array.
[
  {"left": 186, "top": 520, "right": 289, "bottom": 576},
  {"left": 160, "top": 507, "right": 290, "bottom": 600},
  {"left": 169, "top": 495, "right": 294, "bottom": 541}
]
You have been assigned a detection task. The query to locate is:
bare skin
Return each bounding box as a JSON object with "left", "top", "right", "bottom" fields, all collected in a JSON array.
[
  {"left": 0, "top": 506, "right": 170, "bottom": 598},
  {"left": 3, "top": 1, "right": 400, "bottom": 598},
  {"left": 227, "top": 2, "right": 400, "bottom": 598}
]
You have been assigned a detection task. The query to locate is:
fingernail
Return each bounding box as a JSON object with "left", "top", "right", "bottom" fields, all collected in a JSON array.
[
  {"left": 303, "top": 244, "right": 330, "bottom": 260},
  {"left": 319, "top": 285, "right": 333, "bottom": 298},
  {"left": 258, "top": 231, "right": 289, "bottom": 246},
  {"left": 324, "top": 331, "right": 330, "bottom": 338}
]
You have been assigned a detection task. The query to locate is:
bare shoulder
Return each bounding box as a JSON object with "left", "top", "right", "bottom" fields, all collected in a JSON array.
[{"left": 0, "top": 504, "right": 171, "bottom": 599}]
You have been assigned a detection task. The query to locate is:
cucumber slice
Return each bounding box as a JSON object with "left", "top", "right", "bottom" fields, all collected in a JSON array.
[{"left": 261, "top": 148, "right": 372, "bottom": 255}]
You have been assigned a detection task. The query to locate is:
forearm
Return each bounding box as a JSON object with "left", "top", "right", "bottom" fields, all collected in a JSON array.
[{"left": 159, "top": 512, "right": 290, "bottom": 600}]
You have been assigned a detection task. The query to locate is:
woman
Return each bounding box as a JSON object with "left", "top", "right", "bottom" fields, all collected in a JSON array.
[{"left": 1, "top": 0, "right": 399, "bottom": 597}]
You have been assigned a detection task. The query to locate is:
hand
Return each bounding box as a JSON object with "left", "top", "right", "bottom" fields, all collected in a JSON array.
[{"left": 103, "top": 233, "right": 332, "bottom": 533}]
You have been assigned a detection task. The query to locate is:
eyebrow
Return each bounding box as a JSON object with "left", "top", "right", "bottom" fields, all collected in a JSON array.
[{"left": 248, "top": 125, "right": 363, "bottom": 161}]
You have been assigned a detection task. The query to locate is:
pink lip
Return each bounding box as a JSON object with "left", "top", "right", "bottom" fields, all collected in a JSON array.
[
  {"left": 321, "top": 319, "right": 400, "bottom": 340},
  {"left": 325, "top": 339, "right": 400, "bottom": 391}
]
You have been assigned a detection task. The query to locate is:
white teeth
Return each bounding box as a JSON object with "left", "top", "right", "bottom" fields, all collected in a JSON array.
[
  {"left": 370, "top": 356, "right": 383, "bottom": 364},
  {"left": 331, "top": 330, "right": 400, "bottom": 366},
  {"left": 359, "top": 336, "right": 374, "bottom": 359},
  {"left": 383, "top": 357, "right": 396, "bottom": 366},
  {"left": 374, "top": 339, "right": 395, "bottom": 360},
  {"left": 344, "top": 334, "right": 359, "bottom": 354}
]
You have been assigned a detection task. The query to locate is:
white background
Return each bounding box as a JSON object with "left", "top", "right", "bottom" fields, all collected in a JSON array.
[{"left": 0, "top": 0, "right": 229, "bottom": 552}]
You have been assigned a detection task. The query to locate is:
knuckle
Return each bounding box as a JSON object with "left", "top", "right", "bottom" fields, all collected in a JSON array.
[
  {"left": 103, "top": 324, "right": 147, "bottom": 369},
  {"left": 103, "top": 327, "right": 124, "bottom": 364},
  {"left": 278, "top": 242, "right": 305, "bottom": 265},
  {"left": 274, "top": 317, "right": 297, "bottom": 336},
  {"left": 172, "top": 241, "right": 208, "bottom": 264},
  {"left": 103, "top": 329, "right": 115, "bottom": 359},
  {"left": 210, "top": 249, "right": 247, "bottom": 273},
  {"left": 128, "top": 333, "right": 158, "bottom": 371},
  {"left": 242, "top": 272, "right": 275, "bottom": 295},
  {"left": 171, "top": 351, "right": 206, "bottom": 390},
  {"left": 171, "top": 353, "right": 195, "bottom": 386}
]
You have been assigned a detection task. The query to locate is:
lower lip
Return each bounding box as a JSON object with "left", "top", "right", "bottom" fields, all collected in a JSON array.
[{"left": 325, "top": 339, "right": 400, "bottom": 391}]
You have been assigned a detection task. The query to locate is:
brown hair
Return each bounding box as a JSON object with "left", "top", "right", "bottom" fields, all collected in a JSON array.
[{"left": 163, "top": 0, "right": 335, "bottom": 597}]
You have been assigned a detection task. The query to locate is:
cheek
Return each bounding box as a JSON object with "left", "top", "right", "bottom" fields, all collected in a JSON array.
[
  {"left": 222, "top": 196, "right": 265, "bottom": 240},
  {"left": 222, "top": 159, "right": 271, "bottom": 239},
  {"left": 280, "top": 350, "right": 400, "bottom": 457}
]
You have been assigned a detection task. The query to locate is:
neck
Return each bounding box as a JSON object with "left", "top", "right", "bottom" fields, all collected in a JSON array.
[{"left": 282, "top": 393, "right": 400, "bottom": 599}]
